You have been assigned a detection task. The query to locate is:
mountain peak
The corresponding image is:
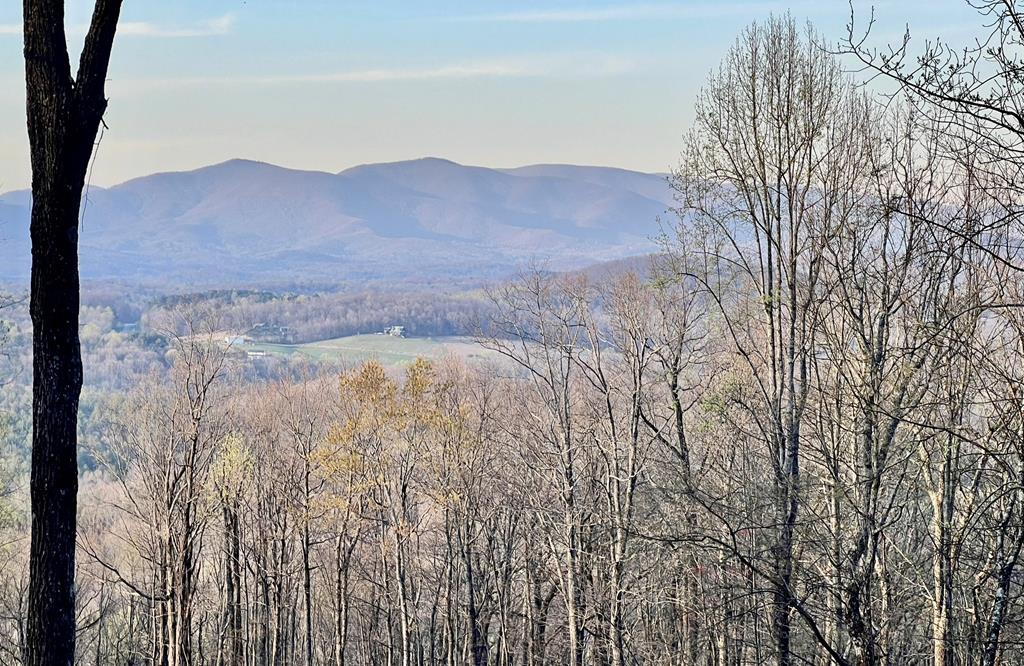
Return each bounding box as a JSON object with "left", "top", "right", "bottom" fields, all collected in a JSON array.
[
  {"left": 409, "top": 156, "right": 462, "bottom": 166},
  {"left": 338, "top": 156, "right": 467, "bottom": 177}
]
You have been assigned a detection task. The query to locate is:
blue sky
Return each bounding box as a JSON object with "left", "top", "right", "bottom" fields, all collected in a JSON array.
[{"left": 0, "top": 1, "right": 981, "bottom": 189}]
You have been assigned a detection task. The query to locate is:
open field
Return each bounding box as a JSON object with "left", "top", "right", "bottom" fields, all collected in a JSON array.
[{"left": 238, "top": 334, "right": 501, "bottom": 367}]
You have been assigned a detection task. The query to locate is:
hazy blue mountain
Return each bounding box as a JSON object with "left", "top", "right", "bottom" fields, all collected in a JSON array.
[{"left": 0, "top": 157, "right": 673, "bottom": 284}]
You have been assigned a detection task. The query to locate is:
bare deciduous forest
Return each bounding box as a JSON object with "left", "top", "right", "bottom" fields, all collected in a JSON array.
[{"left": 7, "top": 2, "right": 1024, "bottom": 665}]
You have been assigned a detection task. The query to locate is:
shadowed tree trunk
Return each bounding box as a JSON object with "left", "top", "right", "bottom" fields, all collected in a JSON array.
[{"left": 22, "top": 1, "right": 122, "bottom": 664}]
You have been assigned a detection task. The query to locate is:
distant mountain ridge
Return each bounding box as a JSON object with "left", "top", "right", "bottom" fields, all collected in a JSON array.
[{"left": 0, "top": 157, "right": 673, "bottom": 284}]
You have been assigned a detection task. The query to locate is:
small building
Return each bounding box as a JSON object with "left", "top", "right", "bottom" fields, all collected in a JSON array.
[{"left": 384, "top": 325, "right": 405, "bottom": 338}]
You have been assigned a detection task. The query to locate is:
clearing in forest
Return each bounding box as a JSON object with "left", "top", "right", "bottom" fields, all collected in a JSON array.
[{"left": 239, "top": 334, "right": 498, "bottom": 367}]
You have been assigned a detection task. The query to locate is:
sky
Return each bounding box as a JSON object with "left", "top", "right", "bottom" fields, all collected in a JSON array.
[{"left": 0, "top": 0, "right": 983, "bottom": 190}]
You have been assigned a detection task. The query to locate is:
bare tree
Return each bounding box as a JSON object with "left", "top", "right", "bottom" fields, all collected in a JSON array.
[
  {"left": 86, "top": 320, "right": 230, "bottom": 666},
  {"left": 484, "top": 270, "right": 594, "bottom": 666},
  {"left": 671, "top": 15, "right": 876, "bottom": 665},
  {"left": 840, "top": 0, "right": 1024, "bottom": 271}
]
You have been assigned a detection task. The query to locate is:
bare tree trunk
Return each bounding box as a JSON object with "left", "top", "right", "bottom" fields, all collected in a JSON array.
[
  {"left": 23, "top": 2, "right": 122, "bottom": 664},
  {"left": 462, "top": 519, "right": 488, "bottom": 666},
  {"left": 395, "top": 530, "right": 412, "bottom": 666},
  {"left": 563, "top": 472, "right": 583, "bottom": 666},
  {"left": 224, "top": 505, "right": 243, "bottom": 666},
  {"left": 930, "top": 445, "right": 955, "bottom": 666},
  {"left": 334, "top": 533, "right": 356, "bottom": 666},
  {"left": 303, "top": 489, "right": 314, "bottom": 666},
  {"left": 981, "top": 496, "right": 1024, "bottom": 666}
]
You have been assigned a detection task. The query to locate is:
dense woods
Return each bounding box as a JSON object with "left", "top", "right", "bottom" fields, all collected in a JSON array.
[{"left": 6, "top": 4, "right": 1024, "bottom": 665}]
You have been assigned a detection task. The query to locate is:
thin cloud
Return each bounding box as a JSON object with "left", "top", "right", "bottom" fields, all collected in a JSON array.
[
  {"left": 450, "top": 2, "right": 802, "bottom": 23},
  {"left": 116, "top": 14, "right": 235, "bottom": 38},
  {"left": 267, "top": 62, "right": 534, "bottom": 84},
  {"left": 112, "top": 54, "right": 637, "bottom": 93},
  {"left": 0, "top": 14, "right": 234, "bottom": 38}
]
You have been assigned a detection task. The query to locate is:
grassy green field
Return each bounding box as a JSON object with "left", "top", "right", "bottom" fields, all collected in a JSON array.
[{"left": 239, "top": 334, "right": 500, "bottom": 367}]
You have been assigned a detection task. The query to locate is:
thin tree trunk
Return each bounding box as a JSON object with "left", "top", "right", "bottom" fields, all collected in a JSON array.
[{"left": 463, "top": 520, "right": 488, "bottom": 666}]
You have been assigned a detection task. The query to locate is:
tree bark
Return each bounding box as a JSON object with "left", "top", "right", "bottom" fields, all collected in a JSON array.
[{"left": 23, "top": 1, "right": 122, "bottom": 665}]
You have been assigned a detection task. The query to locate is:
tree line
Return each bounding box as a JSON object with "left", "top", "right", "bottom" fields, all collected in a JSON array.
[{"left": 141, "top": 289, "right": 493, "bottom": 345}]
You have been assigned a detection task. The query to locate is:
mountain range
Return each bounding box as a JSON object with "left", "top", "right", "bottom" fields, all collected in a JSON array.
[{"left": 0, "top": 157, "right": 674, "bottom": 285}]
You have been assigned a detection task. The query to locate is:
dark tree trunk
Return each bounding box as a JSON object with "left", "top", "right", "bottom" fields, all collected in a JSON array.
[
  {"left": 22, "top": 2, "right": 122, "bottom": 665},
  {"left": 462, "top": 521, "right": 488, "bottom": 666}
]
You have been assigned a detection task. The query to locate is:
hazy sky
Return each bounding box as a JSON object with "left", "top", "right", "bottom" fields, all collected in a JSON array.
[{"left": 0, "top": 1, "right": 981, "bottom": 190}]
